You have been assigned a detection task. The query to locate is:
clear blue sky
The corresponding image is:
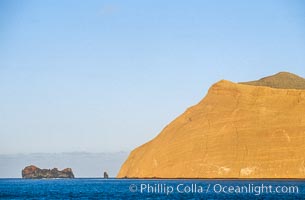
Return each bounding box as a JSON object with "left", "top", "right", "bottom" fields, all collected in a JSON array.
[{"left": 0, "top": 0, "right": 305, "bottom": 154}]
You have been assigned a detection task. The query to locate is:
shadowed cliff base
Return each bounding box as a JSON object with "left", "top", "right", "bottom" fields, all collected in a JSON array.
[{"left": 118, "top": 72, "right": 305, "bottom": 179}]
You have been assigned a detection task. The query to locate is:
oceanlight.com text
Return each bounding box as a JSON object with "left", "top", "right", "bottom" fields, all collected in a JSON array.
[{"left": 129, "top": 183, "right": 299, "bottom": 196}]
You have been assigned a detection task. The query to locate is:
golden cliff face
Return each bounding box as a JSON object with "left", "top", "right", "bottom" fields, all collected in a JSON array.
[{"left": 118, "top": 73, "right": 305, "bottom": 178}]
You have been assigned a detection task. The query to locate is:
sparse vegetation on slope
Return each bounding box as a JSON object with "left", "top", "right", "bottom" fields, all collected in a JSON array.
[{"left": 239, "top": 72, "right": 305, "bottom": 89}]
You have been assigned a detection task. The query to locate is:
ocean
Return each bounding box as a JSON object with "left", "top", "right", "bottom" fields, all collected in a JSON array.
[{"left": 0, "top": 178, "right": 304, "bottom": 199}]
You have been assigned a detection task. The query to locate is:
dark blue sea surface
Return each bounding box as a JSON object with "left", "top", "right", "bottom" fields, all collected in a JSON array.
[{"left": 0, "top": 178, "right": 304, "bottom": 199}]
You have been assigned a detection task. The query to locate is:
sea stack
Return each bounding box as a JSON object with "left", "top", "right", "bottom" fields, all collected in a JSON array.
[
  {"left": 117, "top": 72, "right": 305, "bottom": 178},
  {"left": 104, "top": 171, "right": 109, "bottom": 179},
  {"left": 22, "top": 165, "right": 75, "bottom": 179}
]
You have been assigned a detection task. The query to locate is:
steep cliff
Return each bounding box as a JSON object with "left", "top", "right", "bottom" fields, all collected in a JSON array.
[
  {"left": 118, "top": 72, "right": 305, "bottom": 178},
  {"left": 22, "top": 165, "right": 75, "bottom": 179}
]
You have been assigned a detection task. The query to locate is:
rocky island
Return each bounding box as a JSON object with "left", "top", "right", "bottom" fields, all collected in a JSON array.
[
  {"left": 118, "top": 72, "right": 305, "bottom": 178},
  {"left": 22, "top": 165, "right": 75, "bottom": 179}
]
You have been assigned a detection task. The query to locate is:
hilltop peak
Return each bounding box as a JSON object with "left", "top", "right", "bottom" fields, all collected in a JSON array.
[{"left": 239, "top": 72, "right": 305, "bottom": 89}]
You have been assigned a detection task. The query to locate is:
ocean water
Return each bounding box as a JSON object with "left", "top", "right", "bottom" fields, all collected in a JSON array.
[{"left": 0, "top": 178, "right": 304, "bottom": 199}]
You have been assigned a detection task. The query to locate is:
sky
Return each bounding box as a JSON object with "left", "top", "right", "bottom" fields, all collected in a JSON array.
[{"left": 0, "top": 0, "right": 305, "bottom": 154}]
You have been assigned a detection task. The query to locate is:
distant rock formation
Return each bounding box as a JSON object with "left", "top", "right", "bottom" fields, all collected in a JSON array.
[
  {"left": 117, "top": 72, "right": 305, "bottom": 178},
  {"left": 104, "top": 171, "right": 109, "bottom": 178},
  {"left": 22, "top": 165, "right": 75, "bottom": 179}
]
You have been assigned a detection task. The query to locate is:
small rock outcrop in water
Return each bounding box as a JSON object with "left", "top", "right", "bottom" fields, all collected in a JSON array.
[
  {"left": 22, "top": 165, "right": 75, "bottom": 179},
  {"left": 104, "top": 171, "right": 109, "bottom": 178}
]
